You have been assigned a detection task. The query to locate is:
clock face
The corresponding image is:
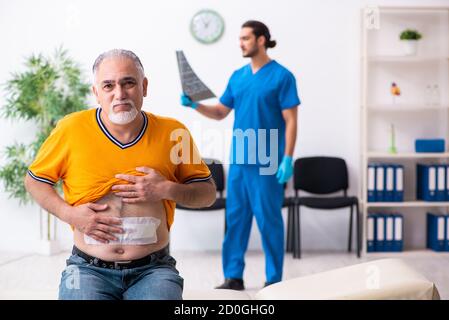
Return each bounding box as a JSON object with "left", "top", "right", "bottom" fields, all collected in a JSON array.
[{"left": 190, "top": 9, "right": 225, "bottom": 44}]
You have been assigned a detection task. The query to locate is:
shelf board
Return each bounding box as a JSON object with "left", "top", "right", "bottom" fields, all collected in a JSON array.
[
  {"left": 367, "top": 152, "right": 449, "bottom": 159},
  {"left": 365, "top": 201, "right": 449, "bottom": 208},
  {"left": 367, "top": 105, "right": 449, "bottom": 112},
  {"left": 365, "top": 56, "right": 448, "bottom": 63},
  {"left": 364, "top": 249, "right": 449, "bottom": 256}
]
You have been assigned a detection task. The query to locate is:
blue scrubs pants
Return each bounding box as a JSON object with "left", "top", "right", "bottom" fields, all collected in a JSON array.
[{"left": 222, "top": 164, "right": 284, "bottom": 283}]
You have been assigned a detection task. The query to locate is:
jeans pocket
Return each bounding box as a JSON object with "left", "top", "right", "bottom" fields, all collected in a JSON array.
[{"left": 66, "top": 254, "right": 87, "bottom": 266}]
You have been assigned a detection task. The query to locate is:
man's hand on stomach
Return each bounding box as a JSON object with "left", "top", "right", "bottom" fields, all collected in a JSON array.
[
  {"left": 67, "top": 202, "right": 124, "bottom": 244},
  {"left": 112, "top": 166, "right": 170, "bottom": 203}
]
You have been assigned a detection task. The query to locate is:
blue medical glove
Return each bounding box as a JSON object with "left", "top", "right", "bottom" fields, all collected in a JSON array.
[
  {"left": 276, "top": 155, "right": 293, "bottom": 184},
  {"left": 180, "top": 93, "right": 198, "bottom": 109}
]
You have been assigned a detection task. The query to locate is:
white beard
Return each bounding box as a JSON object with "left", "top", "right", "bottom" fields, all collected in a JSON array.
[{"left": 108, "top": 100, "right": 139, "bottom": 125}]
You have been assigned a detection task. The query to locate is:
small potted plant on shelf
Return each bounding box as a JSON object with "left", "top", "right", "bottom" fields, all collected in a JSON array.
[
  {"left": 399, "top": 29, "right": 423, "bottom": 56},
  {"left": 0, "top": 47, "right": 89, "bottom": 255}
]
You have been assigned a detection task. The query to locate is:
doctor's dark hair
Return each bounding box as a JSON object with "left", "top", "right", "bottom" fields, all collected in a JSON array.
[{"left": 241, "top": 20, "right": 277, "bottom": 49}]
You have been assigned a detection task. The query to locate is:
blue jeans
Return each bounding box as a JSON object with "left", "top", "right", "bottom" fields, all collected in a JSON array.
[{"left": 58, "top": 250, "right": 183, "bottom": 300}]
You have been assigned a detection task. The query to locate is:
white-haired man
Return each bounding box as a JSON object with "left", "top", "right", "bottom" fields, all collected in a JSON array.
[{"left": 25, "top": 49, "right": 216, "bottom": 300}]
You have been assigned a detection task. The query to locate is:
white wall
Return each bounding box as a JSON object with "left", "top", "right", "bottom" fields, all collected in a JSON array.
[{"left": 1, "top": 0, "right": 447, "bottom": 253}]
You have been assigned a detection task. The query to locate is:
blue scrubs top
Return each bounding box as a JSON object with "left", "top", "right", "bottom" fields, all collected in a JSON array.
[{"left": 220, "top": 60, "right": 301, "bottom": 166}]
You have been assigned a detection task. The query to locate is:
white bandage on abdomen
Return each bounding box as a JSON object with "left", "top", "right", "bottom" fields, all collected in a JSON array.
[{"left": 84, "top": 217, "right": 161, "bottom": 245}]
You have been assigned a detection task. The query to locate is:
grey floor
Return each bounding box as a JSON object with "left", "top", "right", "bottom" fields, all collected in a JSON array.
[{"left": 1, "top": 249, "right": 448, "bottom": 299}]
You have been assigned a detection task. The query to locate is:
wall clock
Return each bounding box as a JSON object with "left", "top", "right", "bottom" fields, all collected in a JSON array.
[{"left": 190, "top": 9, "right": 225, "bottom": 44}]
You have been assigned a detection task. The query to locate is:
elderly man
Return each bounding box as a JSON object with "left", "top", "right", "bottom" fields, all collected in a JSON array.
[{"left": 24, "top": 49, "right": 216, "bottom": 300}]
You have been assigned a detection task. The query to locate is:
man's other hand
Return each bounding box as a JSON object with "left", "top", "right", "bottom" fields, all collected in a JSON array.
[{"left": 68, "top": 203, "right": 123, "bottom": 244}]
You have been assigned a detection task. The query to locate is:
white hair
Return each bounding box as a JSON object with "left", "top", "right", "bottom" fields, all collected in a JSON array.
[{"left": 92, "top": 49, "right": 145, "bottom": 81}]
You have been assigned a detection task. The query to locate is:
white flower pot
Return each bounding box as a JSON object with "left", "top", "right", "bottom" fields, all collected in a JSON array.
[
  {"left": 37, "top": 239, "right": 61, "bottom": 256},
  {"left": 37, "top": 209, "right": 60, "bottom": 255},
  {"left": 401, "top": 40, "right": 419, "bottom": 56}
]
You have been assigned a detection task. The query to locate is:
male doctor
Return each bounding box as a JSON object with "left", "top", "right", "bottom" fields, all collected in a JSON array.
[{"left": 181, "top": 20, "right": 300, "bottom": 289}]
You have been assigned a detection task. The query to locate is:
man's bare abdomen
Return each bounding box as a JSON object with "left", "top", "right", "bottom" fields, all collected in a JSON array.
[{"left": 74, "top": 193, "right": 169, "bottom": 262}]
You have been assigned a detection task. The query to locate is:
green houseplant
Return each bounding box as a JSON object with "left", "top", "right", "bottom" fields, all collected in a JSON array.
[
  {"left": 399, "top": 29, "right": 423, "bottom": 56},
  {"left": 0, "top": 47, "right": 89, "bottom": 253}
]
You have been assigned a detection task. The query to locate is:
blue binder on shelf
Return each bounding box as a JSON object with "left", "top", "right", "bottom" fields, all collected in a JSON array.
[
  {"left": 417, "top": 164, "right": 437, "bottom": 201},
  {"left": 367, "top": 214, "right": 376, "bottom": 252},
  {"left": 436, "top": 165, "right": 446, "bottom": 202},
  {"left": 385, "top": 166, "right": 394, "bottom": 202},
  {"left": 446, "top": 165, "right": 449, "bottom": 201},
  {"left": 385, "top": 214, "right": 394, "bottom": 251},
  {"left": 375, "top": 214, "right": 385, "bottom": 252},
  {"left": 427, "top": 212, "right": 446, "bottom": 252},
  {"left": 367, "top": 164, "right": 376, "bottom": 202},
  {"left": 392, "top": 213, "right": 403, "bottom": 252},
  {"left": 376, "top": 165, "right": 385, "bottom": 202},
  {"left": 393, "top": 165, "right": 404, "bottom": 202}
]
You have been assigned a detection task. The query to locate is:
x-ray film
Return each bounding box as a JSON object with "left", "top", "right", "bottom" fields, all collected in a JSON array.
[{"left": 176, "top": 50, "right": 216, "bottom": 102}]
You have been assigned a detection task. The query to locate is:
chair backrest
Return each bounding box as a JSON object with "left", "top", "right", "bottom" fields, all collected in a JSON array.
[
  {"left": 203, "top": 158, "right": 225, "bottom": 193},
  {"left": 294, "top": 157, "right": 348, "bottom": 195}
]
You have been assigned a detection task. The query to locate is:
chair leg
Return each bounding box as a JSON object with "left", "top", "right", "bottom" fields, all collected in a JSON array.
[
  {"left": 286, "top": 205, "right": 292, "bottom": 253},
  {"left": 292, "top": 204, "right": 296, "bottom": 257},
  {"left": 356, "top": 202, "right": 361, "bottom": 258},
  {"left": 348, "top": 205, "right": 353, "bottom": 252},
  {"left": 293, "top": 204, "right": 301, "bottom": 259}
]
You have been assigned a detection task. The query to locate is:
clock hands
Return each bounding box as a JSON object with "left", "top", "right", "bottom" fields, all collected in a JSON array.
[{"left": 201, "top": 15, "right": 211, "bottom": 29}]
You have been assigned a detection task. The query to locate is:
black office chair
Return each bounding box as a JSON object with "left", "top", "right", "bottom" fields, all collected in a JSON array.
[
  {"left": 287, "top": 157, "right": 361, "bottom": 259},
  {"left": 176, "top": 158, "right": 227, "bottom": 232}
]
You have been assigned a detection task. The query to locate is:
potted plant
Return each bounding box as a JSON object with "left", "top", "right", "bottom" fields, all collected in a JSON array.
[
  {"left": 399, "top": 29, "right": 423, "bottom": 56},
  {"left": 0, "top": 47, "right": 89, "bottom": 255}
]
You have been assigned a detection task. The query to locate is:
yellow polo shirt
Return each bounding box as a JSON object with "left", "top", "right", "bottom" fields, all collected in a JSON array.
[{"left": 28, "top": 108, "right": 211, "bottom": 229}]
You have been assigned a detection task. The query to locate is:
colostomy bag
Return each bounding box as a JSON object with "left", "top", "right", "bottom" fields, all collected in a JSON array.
[{"left": 84, "top": 217, "right": 161, "bottom": 245}]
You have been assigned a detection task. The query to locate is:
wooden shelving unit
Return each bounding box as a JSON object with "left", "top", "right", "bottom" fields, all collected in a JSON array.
[{"left": 361, "top": 6, "right": 449, "bottom": 254}]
